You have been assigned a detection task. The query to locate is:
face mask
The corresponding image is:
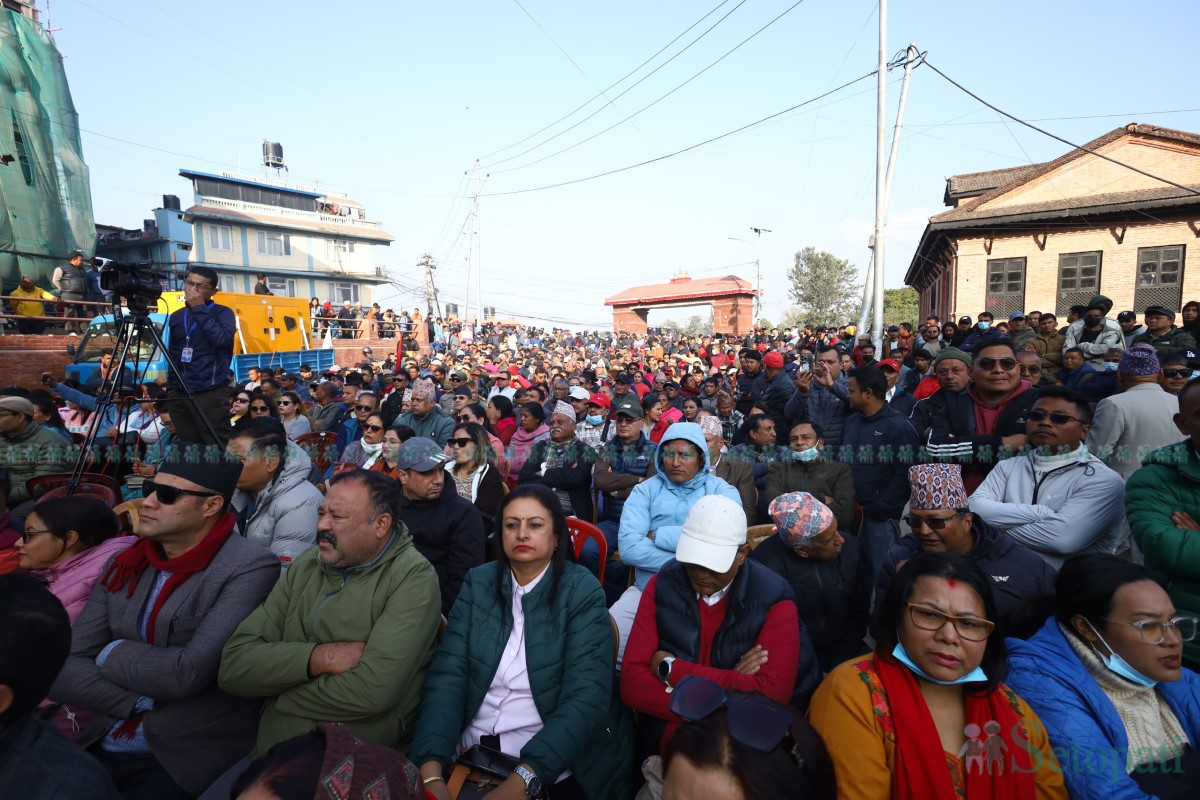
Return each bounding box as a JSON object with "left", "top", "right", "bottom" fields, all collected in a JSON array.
[
  {"left": 1103, "top": 362, "right": 1119, "bottom": 372},
  {"left": 891, "top": 642, "right": 988, "bottom": 685},
  {"left": 1085, "top": 316, "right": 1102, "bottom": 327},
  {"left": 1085, "top": 621, "right": 1157, "bottom": 687},
  {"left": 977, "top": 321, "right": 991, "bottom": 331},
  {"left": 792, "top": 446, "right": 820, "bottom": 462},
  {"left": 585, "top": 414, "right": 603, "bottom": 426}
]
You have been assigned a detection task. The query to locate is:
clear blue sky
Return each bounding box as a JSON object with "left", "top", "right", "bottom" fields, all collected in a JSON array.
[{"left": 50, "top": 0, "right": 1200, "bottom": 328}]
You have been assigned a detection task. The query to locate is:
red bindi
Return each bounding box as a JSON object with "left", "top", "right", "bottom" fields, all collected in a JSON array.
[{"left": 946, "top": 578, "right": 957, "bottom": 588}]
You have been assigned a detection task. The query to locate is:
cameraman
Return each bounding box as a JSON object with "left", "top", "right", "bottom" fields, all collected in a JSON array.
[{"left": 166, "top": 266, "right": 235, "bottom": 448}]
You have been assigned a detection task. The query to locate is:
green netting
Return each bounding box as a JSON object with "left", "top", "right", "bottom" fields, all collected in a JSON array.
[{"left": 0, "top": 10, "right": 94, "bottom": 291}]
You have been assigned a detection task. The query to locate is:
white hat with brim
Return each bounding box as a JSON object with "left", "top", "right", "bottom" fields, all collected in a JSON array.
[{"left": 674, "top": 495, "right": 748, "bottom": 573}]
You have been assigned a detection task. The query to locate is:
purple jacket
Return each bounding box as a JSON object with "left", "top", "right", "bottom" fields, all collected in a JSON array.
[{"left": 35, "top": 536, "right": 138, "bottom": 622}]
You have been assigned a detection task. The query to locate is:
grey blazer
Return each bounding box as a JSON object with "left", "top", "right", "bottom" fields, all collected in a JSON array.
[{"left": 49, "top": 529, "right": 279, "bottom": 795}]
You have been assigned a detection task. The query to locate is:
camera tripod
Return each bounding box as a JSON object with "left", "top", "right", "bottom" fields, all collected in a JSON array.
[{"left": 66, "top": 306, "right": 225, "bottom": 495}]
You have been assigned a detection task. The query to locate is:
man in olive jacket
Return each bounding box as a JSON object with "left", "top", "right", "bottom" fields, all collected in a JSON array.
[
  {"left": 219, "top": 470, "right": 442, "bottom": 755},
  {"left": 1126, "top": 380, "right": 1200, "bottom": 668}
]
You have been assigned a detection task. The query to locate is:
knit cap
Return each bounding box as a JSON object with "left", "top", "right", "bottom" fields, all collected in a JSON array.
[{"left": 932, "top": 347, "right": 972, "bottom": 369}]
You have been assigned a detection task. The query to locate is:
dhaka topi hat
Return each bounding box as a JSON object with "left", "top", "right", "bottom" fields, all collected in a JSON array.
[
  {"left": 411, "top": 378, "right": 436, "bottom": 402},
  {"left": 1119, "top": 343, "right": 1160, "bottom": 377},
  {"left": 769, "top": 492, "right": 835, "bottom": 548},
  {"left": 908, "top": 463, "right": 970, "bottom": 511},
  {"left": 697, "top": 415, "right": 723, "bottom": 439},
  {"left": 551, "top": 401, "right": 576, "bottom": 422}
]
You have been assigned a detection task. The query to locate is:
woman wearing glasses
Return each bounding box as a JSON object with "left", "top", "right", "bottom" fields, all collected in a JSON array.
[
  {"left": 276, "top": 390, "right": 312, "bottom": 441},
  {"left": 229, "top": 390, "right": 251, "bottom": 427},
  {"left": 337, "top": 413, "right": 387, "bottom": 470},
  {"left": 411, "top": 485, "right": 635, "bottom": 800},
  {"left": 809, "top": 552, "right": 1066, "bottom": 799},
  {"left": 445, "top": 422, "right": 503, "bottom": 526},
  {"left": 1007, "top": 554, "right": 1200, "bottom": 798}
]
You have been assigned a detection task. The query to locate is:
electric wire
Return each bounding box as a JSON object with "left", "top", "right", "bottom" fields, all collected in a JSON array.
[{"left": 481, "top": 0, "right": 737, "bottom": 160}]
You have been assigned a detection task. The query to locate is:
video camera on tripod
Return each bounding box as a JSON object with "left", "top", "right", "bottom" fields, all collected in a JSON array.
[{"left": 93, "top": 257, "right": 168, "bottom": 315}]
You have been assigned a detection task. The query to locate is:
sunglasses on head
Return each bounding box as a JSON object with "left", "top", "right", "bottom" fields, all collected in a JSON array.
[
  {"left": 1028, "top": 409, "right": 1085, "bottom": 425},
  {"left": 669, "top": 675, "right": 795, "bottom": 755},
  {"left": 142, "top": 479, "right": 218, "bottom": 505},
  {"left": 976, "top": 357, "right": 1018, "bottom": 371}
]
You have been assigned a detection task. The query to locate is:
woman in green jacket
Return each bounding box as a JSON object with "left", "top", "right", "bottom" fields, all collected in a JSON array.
[{"left": 412, "top": 484, "right": 635, "bottom": 800}]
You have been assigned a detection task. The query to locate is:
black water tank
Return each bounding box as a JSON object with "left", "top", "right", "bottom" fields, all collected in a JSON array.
[
  {"left": 162, "top": 195, "right": 180, "bottom": 210},
  {"left": 263, "top": 141, "right": 285, "bottom": 168}
]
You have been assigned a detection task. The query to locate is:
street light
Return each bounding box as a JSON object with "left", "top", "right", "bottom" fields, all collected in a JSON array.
[{"left": 728, "top": 227, "right": 771, "bottom": 325}]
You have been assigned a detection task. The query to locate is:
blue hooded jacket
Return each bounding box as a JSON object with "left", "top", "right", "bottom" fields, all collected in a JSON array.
[
  {"left": 1006, "top": 617, "right": 1200, "bottom": 799},
  {"left": 618, "top": 422, "right": 742, "bottom": 588}
]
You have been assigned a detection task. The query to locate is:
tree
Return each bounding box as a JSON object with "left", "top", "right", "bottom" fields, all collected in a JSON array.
[
  {"left": 787, "top": 247, "right": 861, "bottom": 328},
  {"left": 883, "top": 287, "right": 920, "bottom": 327},
  {"left": 683, "top": 314, "right": 711, "bottom": 336},
  {"left": 757, "top": 317, "right": 773, "bottom": 330}
]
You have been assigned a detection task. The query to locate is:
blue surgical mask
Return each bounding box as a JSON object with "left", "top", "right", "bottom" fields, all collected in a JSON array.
[
  {"left": 792, "top": 446, "right": 820, "bottom": 462},
  {"left": 1103, "top": 362, "right": 1119, "bottom": 372},
  {"left": 977, "top": 321, "right": 991, "bottom": 331},
  {"left": 891, "top": 642, "right": 988, "bottom": 685},
  {"left": 585, "top": 414, "right": 603, "bottom": 426},
  {"left": 1085, "top": 621, "right": 1158, "bottom": 687}
]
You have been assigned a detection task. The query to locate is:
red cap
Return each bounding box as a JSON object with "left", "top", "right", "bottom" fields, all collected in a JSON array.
[
  {"left": 763, "top": 351, "right": 784, "bottom": 368},
  {"left": 588, "top": 392, "right": 611, "bottom": 409},
  {"left": 878, "top": 359, "right": 902, "bottom": 371}
]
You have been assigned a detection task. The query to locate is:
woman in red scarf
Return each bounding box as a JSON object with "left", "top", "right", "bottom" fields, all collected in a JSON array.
[{"left": 809, "top": 552, "right": 1066, "bottom": 799}]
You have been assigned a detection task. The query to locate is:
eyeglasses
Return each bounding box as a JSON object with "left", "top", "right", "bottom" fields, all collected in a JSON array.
[
  {"left": 1099, "top": 616, "right": 1198, "bottom": 645},
  {"left": 277, "top": 400, "right": 294, "bottom": 407},
  {"left": 21, "top": 529, "right": 54, "bottom": 542},
  {"left": 184, "top": 278, "right": 214, "bottom": 291},
  {"left": 447, "top": 437, "right": 474, "bottom": 447},
  {"left": 232, "top": 397, "right": 250, "bottom": 405},
  {"left": 1162, "top": 368, "right": 1190, "bottom": 378},
  {"left": 250, "top": 405, "right": 270, "bottom": 413},
  {"left": 450, "top": 376, "right": 464, "bottom": 382},
  {"left": 142, "top": 479, "right": 218, "bottom": 505},
  {"left": 669, "top": 675, "right": 796, "bottom": 756},
  {"left": 902, "top": 512, "right": 966, "bottom": 531},
  {"left": 1021, "top": 365, "right": 1042, "bottom": 373},
  {"left": 354, "top": 404, "right": 376, "bottom": 412},
  {"left": 362, "top": 423, "right": 384, "bottom": 433},
  {"left": 975, "top": 357, "right": 1018, "bottom": 371},
  {"left": 907, "top": 603, "right": 995, "bottom": 641},
  {"left": 1027, "top": 410, "right": 1085, "bottom": 425}
]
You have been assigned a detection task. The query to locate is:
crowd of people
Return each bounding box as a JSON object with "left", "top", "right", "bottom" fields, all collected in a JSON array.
[{"left": 1, "top": 267, "right": 1200, "bottom": 800}]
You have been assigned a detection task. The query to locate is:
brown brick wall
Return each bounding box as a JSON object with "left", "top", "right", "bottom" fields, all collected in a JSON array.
[{"left": 0, "top": 336, "right": 76, "bottom": 388}]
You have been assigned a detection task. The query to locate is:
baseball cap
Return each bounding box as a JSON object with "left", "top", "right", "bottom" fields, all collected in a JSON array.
[
  {"left": 568, "top": 386, "right": 590, "bottom": 401},
  {"left": 675, "top": 495, "right": 749, "bottom": 573},
  {"left": 1009, "top": 311, "right": 1025, "bottom": 321},
  {"left": 763, "top": 352, "right": 784, "bottom": 369},
  {"left": 958, "top": 315, "right": 972, "bottom": 324},
  {"left": 886, "top": 325, "right": 900, "bottom": 332},
  {"left": 612, "top": 399, "right": 644, "bottom": 420},
  {"left": 615, "top": 372, "right": 634, "bottom": 386},
  {"left": 395, "top": 437, "right": 452, "bottom": 472},
  {"left": 877, "top": 359, "right": 902, "bottom": 371},
  {"left": 1117, "top": 310, "right": 1137, "bottom": 323},
  {"left": 1144, "top": 305, "right": 1176, "bottom": 321},
  {"left": 587, "top": 392, "right": 611, "bottom": 409},
  {"left": 452, "top": 385, "right": 472, "bottom": 397}
]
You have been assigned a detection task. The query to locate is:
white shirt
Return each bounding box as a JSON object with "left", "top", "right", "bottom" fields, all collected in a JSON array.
[
  {"left": 697, "top": 580, "right": 734, "bottom": 607},
  {"left": 462, "top": 564, "right": 555, "bottom": 760}
]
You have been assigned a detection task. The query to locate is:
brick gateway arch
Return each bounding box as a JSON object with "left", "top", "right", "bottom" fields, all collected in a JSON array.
[{"left": 603, "top": 274, "right": 756, "bottom": 336}]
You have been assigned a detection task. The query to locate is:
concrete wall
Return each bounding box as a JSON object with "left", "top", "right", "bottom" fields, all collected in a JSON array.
[{"left": 611, "top": 295, "right": 755, "bottom": 336}]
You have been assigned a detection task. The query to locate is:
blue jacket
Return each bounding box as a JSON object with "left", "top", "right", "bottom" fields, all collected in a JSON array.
[
  {"left": 167, "top": 301, "right": 235, "bottom": 393},
  {"left": 840, "top": 405, "right": 919, "bottom": 520},
  {"left": 785, "top": 375, "right": 850, "bottom": 451},
  {"left": 959, "top": 326, "right": 1005, "bottom": 353},
  {"left": 618, "top": 423, "right": 742, "bottom": 588},
  {"left": 1007, "top": 617, "right": 1200, "bottom": 799}
]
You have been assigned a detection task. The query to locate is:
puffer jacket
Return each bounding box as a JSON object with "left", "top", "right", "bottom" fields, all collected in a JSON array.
[
  {"left": 1007, "top": 617, "right": 1200, "bottom": 800},
  {"left": 1132, "top": 326, "right": 1198, "bottom": 359},
  {"left": 394, "top": 403, "right": 455, "bottom": 446},
  {"left": 410, "top": 562, "right": 636, "bottom": 800},
  {"left": 618, "top": 423, "right": 742, "bottom": 587},
  {"left": 1126, "top": 441, "right": 1200, "bottom": 665},
  {"left": 1064, "top": 318, "right": 1126, "bottom": 368},
  {"left": 784, "top": 375, "right": 851, "bottom": 451},
  {"left": 763, "top": 457, "right": 856, "bottom": 530},
  {"left": 35, "top": 536, "right": 138, "bottom": 622},
  {"left": 229, "top": 442, "right": 322, "bottom": 566}
]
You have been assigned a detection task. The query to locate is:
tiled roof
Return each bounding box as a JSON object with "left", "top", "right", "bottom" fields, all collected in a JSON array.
[
  {"left": 605, "top": 275, "right": 754, "bottom": 306},
  {"left": 185, "top": 205, "right": 394, "bottom": 243},
  {"left": 931, "top": 184, "right": 1200, "bottom": 228},
  {"left": 944, "top": 164, "right": 1045, "bottom": 204}
]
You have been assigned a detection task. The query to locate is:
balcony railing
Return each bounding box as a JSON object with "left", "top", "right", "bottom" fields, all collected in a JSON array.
[{"left": 197, "top": 198, "right": 381, "bottom": 229}]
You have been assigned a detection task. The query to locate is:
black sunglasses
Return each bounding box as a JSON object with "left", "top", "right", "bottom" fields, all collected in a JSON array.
[
  {"left": 447, "top": 437, "right": 475, "bottom": 447},
  {"left": 250, "top": 405, "right": 270, "bottom": 412},
  {"left": 362, "top": 423, "right": 384, "bottom": 432},
  {"left": 354, "top": 404, "right": 375, "bottom": 412},
  {"left": 976, "top": 357, "right": 1018, "bottom": 371},
  {"left": 669, "top": 675, "right": 792, "bottom": 754},
  {"left": 1028, "top": 409, "right": 1085, "bottom": 425},
  {"left": 1162, "top": 368, "right": 1190, "bottom": 378},
  {"left": 142, "top": 479, "right": 218, "bottom": 505},
  {"left": 903, "top": 512, "right": 966, "bottom": 530}
]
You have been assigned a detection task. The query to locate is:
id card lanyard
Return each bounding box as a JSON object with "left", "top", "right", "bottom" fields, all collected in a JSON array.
[{"left": 181, "top": 306, "right": 201, "bottom": 363}]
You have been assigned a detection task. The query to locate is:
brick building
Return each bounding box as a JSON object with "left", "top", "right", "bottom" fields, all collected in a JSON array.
[
  {"left": 604, "top": 274, "right": 755, "bottom": 336},
  {"left": 906, "top": 124, "right": 1200, "bottom": 321}
]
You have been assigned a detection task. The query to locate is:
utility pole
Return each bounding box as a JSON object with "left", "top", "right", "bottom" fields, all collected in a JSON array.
[
  {"left": 870, "top": 0, "right": 888, "bottom": 349},
  {"left": 750, "top": 226, "right": 771, "bottom": 325},
  {"left": 464, "top": 161, "right": 489, "bottom": 324},
  {"left": 419, "top": 253, "right": 441, "bottom": 318}
]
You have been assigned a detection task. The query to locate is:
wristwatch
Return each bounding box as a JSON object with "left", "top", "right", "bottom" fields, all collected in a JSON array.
[
  {"left": 514, "top": 764, "right": 544, "bottom": 798},
  {"left": 656, "top": 656, "right": 676, "bottom": 683}
]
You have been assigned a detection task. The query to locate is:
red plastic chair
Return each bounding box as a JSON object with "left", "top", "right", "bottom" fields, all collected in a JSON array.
[
  {"left": 567, "top": 516, "right": 607, "bottom": 584},
  {"left": 36, "top": 482, "right": 117, "bottom": 508}
]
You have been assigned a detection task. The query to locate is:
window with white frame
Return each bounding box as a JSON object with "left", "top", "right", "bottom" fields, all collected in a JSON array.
[
  {"left": 327, "top": 239, "right": 355, "bottom": 259},
  {"left": 256, "top": 230, "right": 292, "bottom": 257},
  {"left": 266, "top": 277, "right": 297, "bottom": 296},
  {"left": 329, "top": 282, "right": 359, "bottom": 304},
  {"left": 218, "top": 273, "right": 241, "bottom": 293},
  {"left": 208, "top": 224, "right": 232, "bottom": 251}
]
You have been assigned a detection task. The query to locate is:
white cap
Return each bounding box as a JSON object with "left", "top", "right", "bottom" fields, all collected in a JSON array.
[
  {"left": 568, "top": 386, "right": 590, "bottom": 401},
  {"left": 675, "top": 495, "right": 748, "bottom": 573}
]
